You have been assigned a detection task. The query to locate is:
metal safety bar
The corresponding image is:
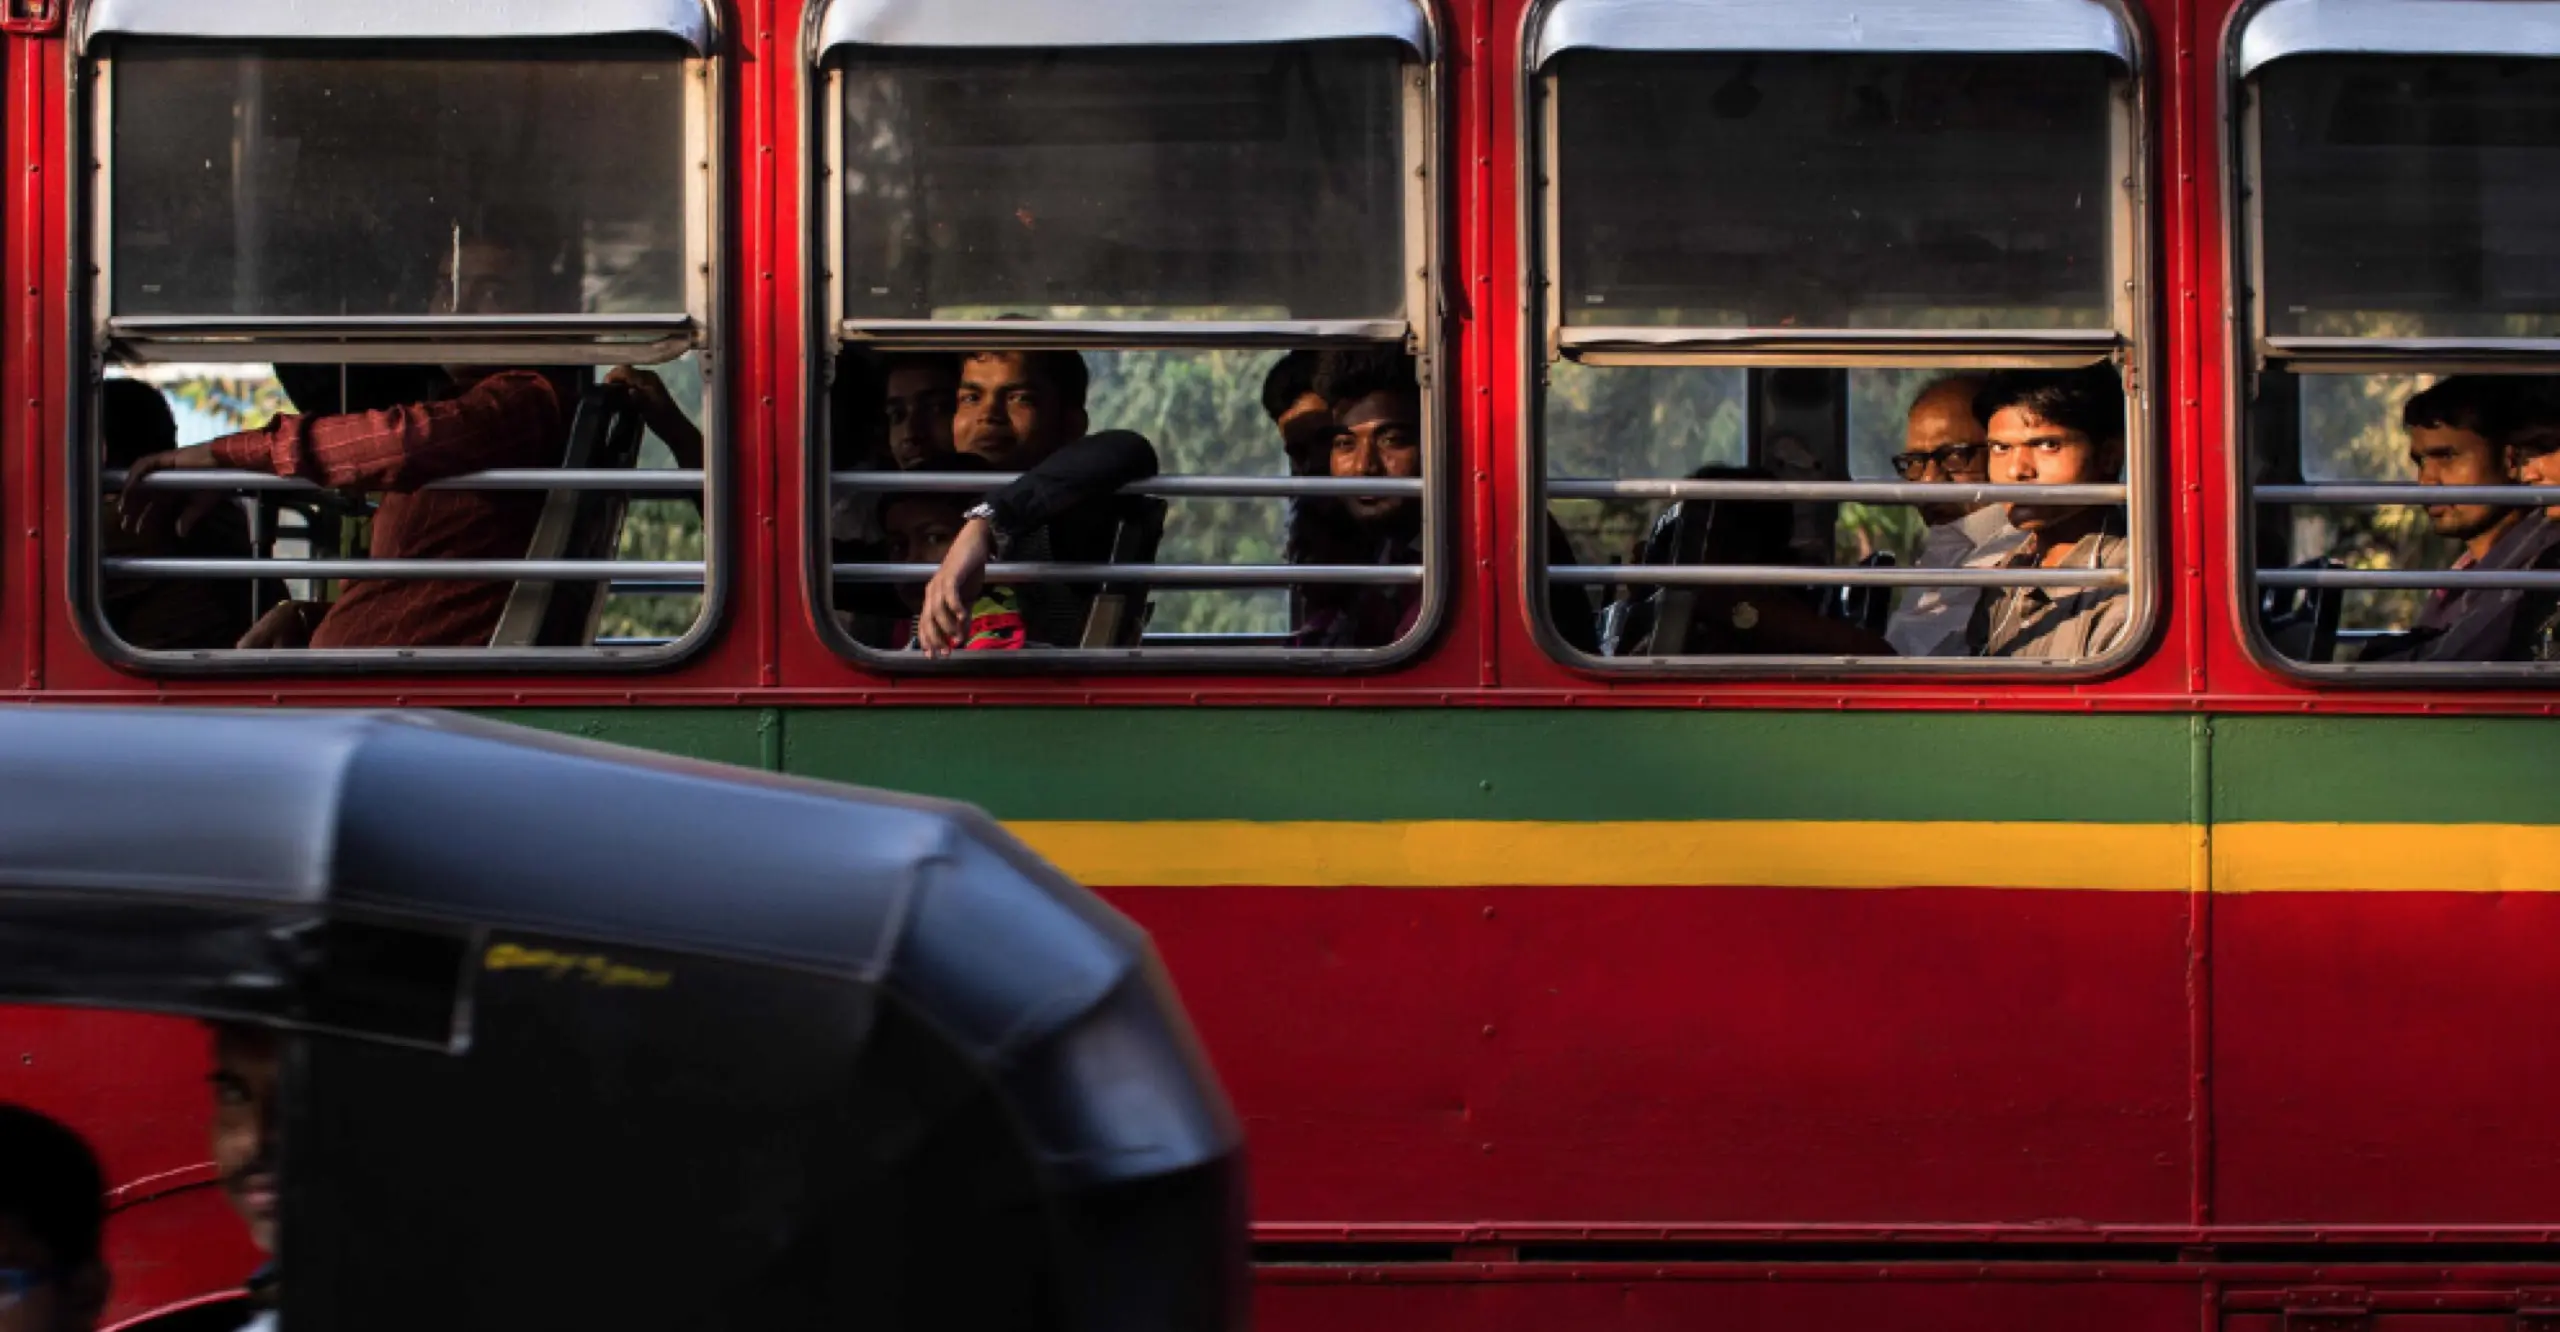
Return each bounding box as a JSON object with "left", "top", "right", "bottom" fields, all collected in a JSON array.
[
  {"left": 2258, "top": 567, "right": 2560, "bottom": 591},
  {"left": 108, "top": 468, "right": 707, "bottom": 495},
  {"left": 830, "top": 562, "right": 1420, "bottom": 587},
  {"left": 1553, "top": 565, "right": 2128, "bottom": 590},
  {"left": 2257, "top": 484, "right": 2557, "bottom": 507},
  {"left": 105, "top": 558, "right": 704, "bottom": 582},
  {"left": 832, "top": 472, "right": 1423, "bottom": 499},
  {"left": 1548, "top": 479, "right": 2129, "bottom": 505}
]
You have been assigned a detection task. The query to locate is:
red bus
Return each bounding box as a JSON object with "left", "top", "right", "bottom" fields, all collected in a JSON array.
[{"left": 8, "top": 0, "right": 2560, "bottom": 1328}]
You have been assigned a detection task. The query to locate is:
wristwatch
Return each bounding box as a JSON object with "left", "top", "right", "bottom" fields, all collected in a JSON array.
[{"left": 961, "top": 501, "right": 999, "bottom": 528}]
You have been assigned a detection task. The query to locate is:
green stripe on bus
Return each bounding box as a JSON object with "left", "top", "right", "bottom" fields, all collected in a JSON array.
[
  {"left": 2213, "top": 715, "right": 2560, "bottom": 826},
  {"left": 774, "top": 708, "right": 2193, "bottom": 824}
]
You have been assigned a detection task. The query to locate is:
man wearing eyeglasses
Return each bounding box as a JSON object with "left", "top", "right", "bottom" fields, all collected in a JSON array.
[
  {"left": 0, "top": 1104, "right": 106, "bottom": 1332},
  {"left": 1883, "top": 375, "right": 2023, "bottom": 656}
]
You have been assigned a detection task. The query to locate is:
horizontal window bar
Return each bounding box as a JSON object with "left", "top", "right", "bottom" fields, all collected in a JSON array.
[
  {"left": 831, "top": 562, "right": 1420, "bottom": 587},
  {"left": 606, "top": 581, "right": 708, "bottom": 596},
  {"left": 108, "top": 314, "right": 694, "bottom": 339},
  {"left": 1559, "top": 326, "right": 2123, "bottom": 361},
  {"left": 1553, "top": 565, "right": 2128, "bottom": 590},
  {"left": 2259, "top": 567, "right": 2560, "bottom": 591},
  {"left": 2257, "top": 484, "right": 2552, "bottom": 506},
  {"left": 1137, "top": 632, "right": 1301, "bottom": 648},
  {"left": 2264, "top": 334, "right": 2560, "bottom": 360},
  {"left": 841, "top": 319, "right": 1408, "bottom": 349},
  {"left": 109, "top": 469, "right": 706, "bottom": 495},
  {"left": 1549, "top": 479, "right": 2128, "bottom": 504},
  {"left": 106, "top": 559, "right": 702, "bottom": 582},
  {"left": 832, "top": 472, "right": 1422, "bottom": 499}
]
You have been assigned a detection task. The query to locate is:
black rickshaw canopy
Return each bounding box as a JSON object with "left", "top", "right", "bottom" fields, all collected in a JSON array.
[{"left": 0, "top": 706, "right": 1246, "bottom": 1332}]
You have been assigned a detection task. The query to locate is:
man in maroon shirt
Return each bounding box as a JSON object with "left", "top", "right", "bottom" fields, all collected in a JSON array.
[{"left": 117, "top": 239, "right": 572, "bottom": 650}]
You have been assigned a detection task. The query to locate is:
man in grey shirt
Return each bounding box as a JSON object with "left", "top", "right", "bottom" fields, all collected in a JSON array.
[{"left": 1885, "top": 375, "right": 2023, "bottom": 656}]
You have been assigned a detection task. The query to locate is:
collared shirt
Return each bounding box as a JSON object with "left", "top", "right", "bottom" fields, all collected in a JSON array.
[
  {"left": 1976, "top": 527, "right": 2132, "bottom": 660},
  {"left": 2410, "top": 512, "right": 2560, "bottom": 662},
  {"left": 209, "top": 371, "right": 566, "bottom": 649},
  {"left": 1885, "top": 504, "right": 2021, "bottom": 657}
]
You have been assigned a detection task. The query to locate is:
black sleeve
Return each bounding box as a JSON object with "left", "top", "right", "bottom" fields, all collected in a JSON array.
[
  {"left": 1543, "top": 515, "right": 1601, "bottom": 654},
  {"left": 982, "top": 430, "right": 1161, "bottom": 536}
]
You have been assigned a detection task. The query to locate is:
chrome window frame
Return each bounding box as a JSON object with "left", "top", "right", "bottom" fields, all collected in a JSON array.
[
  {"left": 2223, "top": 0, "right": 2560, "bottom": 684},
  {"left": 803, "top": 1, "right": 1451, "bottom": 673},
  {"left": 65, "top": 19, "right": 729, "bottom": 675},
  {"left": 1518, "top": 0, "right": 2160, "bottom": 678}
]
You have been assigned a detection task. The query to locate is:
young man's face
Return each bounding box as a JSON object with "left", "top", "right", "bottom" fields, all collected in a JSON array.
[
  {"left": 210, "top": 1025, "right": 281, "bottom": 1256},
  {"left": 883, "top": 362, "right": 959, "bottom": 471},
  {"left": 2410, "top": 423, "right": 2513, "bottom": 539},
  {"left": 0, "top": 1215, "right": 98, "bottom": 1332},
  {"left": 1988, "top": 406, "right": 2119, "bottom": 534},
  {"left": 1330, "top": 388, "right": 1423, "bottom": 524},
  {"left": 884, "top": 497, "right": 966, "bottom": 613},
  {"left": 2512, "top": 427, "right": 2560, "bottom": 519},
  {"left": 955, "top": 353, "right": 1083, "bottom": 472}
]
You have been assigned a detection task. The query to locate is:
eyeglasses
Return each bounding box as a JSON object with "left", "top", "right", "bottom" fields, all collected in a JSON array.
[
  {"left": 1890, "top": 442, "right": 1988, "bottom": 479},
  {"left": 0, "top": 1267, "right": 55, "bottom": 1310}
]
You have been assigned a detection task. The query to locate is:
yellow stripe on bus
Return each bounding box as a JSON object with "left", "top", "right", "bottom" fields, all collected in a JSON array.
[
  {"left": 1007, "top": 820, "right": 2193, "bottom": 891},
  {"left": 1006, "top": 819, "right": 2560, "bottom": 893}
]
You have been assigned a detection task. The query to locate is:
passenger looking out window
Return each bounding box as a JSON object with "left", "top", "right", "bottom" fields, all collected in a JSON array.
[
  {"left": 99, "top": 379, "right": 275, "bottom": 651},
  {"left": 914, "top": 351, "right": 1160, "bottom": 655},
  {"left": 1289, "top": 350, "right": 1424, "bottom": 649},
  {"left": 1884, "top": 375, "right": 2022, "bottom": 657},
  {"left": 0, "top": 1105, "right": 107, "bottom": 1332},
  {"left": 2354, "top": 376, "right": 2560, "bottom": 663},
  {"left": 114, "top": 233, "right": 574, "bottom": 651},
  {"left": 880, "top": 459, "right": 1026, "bottom": 653},
  {"left": 881, "top": 353, "right": 961, "bottom": 473},
  {"left": 1970, "top": 368, "right": 2131, "bottom": 659}
]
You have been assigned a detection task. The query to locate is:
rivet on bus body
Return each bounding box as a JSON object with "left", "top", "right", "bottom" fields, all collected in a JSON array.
[
  {"left": 1481, "top": 1025, "right": 1495, "bottom": 1038},
  {"left": 1481, "top": 906, "right": 1496, "bottom": 920}
]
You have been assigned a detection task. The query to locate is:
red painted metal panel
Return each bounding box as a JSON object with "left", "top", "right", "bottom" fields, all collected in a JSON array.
[
  {"left": 1257, "top": 1272, "right": 2201, "bottom": 1332},
  {"left": 2216, "top": 893, "right": 2560, "bottom": 1226},
  {"left": 1114, "top": 883, "right": 2193, "bottom": 1226}
]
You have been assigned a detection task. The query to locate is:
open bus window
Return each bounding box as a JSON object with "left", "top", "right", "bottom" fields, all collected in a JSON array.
[
  {"left": 82, "top": 28, "right": 719, "bottom": 671},
  {"left": 2237, "top": 26, "right": 2560, "bottom": 677},
  {"left": 824, "top": 346, "right": 1433, "bottom": 657},
  {"left": 94, "top": 354, "right": 711, "bottom": 659},
  {"left": 818, "top": 10, "right": 1441, "bottom": 669},
  {"left": 1549, "top": 363, "right": 2135, "bottom": 661},
  {"left": 108, "top": 43, "right": 691, "bottom": 321},
  {"left": 1552, "top": 53, "right": 2118, "bottom": 333},
  {"left": 1529, "top": 11, "right": 2149, "bottom": 674},
  {"left": 835, "top": 45, "right": 1409, "bottom": 324}
]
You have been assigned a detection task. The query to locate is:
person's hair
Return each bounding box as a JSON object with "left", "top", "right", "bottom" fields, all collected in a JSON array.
[
  {"left": 1313, "top": 349, "right": 1420, "bottom": 414},
  {"left": 880, "top": 351, "right": 960, "bottom": 386},
  {"left": 1261, "top": 350, "right": 1324, "bottom": 423},
  {"left": 1972, "top": 367, "right": 2126, "bottom": 448},
  {"left": 100, "top": 378, "right": 178, "bottom": 470},
  {"left": 0, "top": 1104, "right": 106, "bottom": 1275},
  {"left": 2403, "top": 375, "right": 2523, "bottom": 439},
  {"left": 966, "top": 350, "right": 1090, "bottom": 414}
]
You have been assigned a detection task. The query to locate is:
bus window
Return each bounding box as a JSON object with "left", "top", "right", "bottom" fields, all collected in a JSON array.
[
  {"left": 80, "top": 16, "right": 719, "bottom": 670},
  {"left": 1528, "top": 0, "right": 2150, "bottom": 672},
  {"left": 816, "top": 0, "right": 1441, "bottom": 667},
  {"left": 2237, "top": 6, "right": 2560, "bottom": 676}
]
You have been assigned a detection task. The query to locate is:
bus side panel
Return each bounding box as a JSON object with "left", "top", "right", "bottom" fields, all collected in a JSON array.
[
  {"left": 0, "top": 1008, "right": 257, "bottom": 1324},
  {"left": 1116, "top": 882, "right": 2194, "bottom": 1226},
  {"left": 2211, "top": 716, "right": 2560, "bottom": 1225},
  {"left": 1256, "top": 1272, "right": 2202, "bottom": 1332}
]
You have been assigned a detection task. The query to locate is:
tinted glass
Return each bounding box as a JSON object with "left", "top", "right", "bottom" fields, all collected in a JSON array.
[
  {"left": 1554, "top": 53, "right": 2117, "bottom": 330},
  {"left": 112, "top": 44, "right": 689, "bottom": 318},
  {"left": 2258, "top": 57, "right": 2560, "bottom": 340},
  {"left": 837, "top": 45, "right": 1407, "bottom": 321}
]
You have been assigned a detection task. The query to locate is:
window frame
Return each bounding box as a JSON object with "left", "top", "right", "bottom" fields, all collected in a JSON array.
[
  {"left": 2223, "top": 0, "right": 2560, "bottom": 685},
  {"left": 66, "top": 16, "right": 729, "bottom": 675},
  {"left": 1517, "top": 0, "right": 2160, "bottom": 678},
  {"left": 802, "top": 0, "right": 1452, "bottom": 673}
]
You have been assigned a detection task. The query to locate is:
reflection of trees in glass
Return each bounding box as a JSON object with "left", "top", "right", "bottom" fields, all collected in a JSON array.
[
  {"left": 1084, "top": 350, "right": 1291, "bottom": 635},
  {"left": 1542, "top": 361, "right": 1744, "bottom": 563},
  {"left": 2291, "top": 371, "right": 2434, "bottom": 631},
  {"left": 161, "top": 375, "right": 293, "bottom": 434}
]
